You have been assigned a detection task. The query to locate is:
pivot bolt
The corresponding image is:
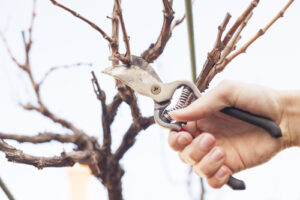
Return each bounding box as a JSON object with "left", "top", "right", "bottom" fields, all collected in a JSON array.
[{"left": 151, "top": 85, "right": 161, "bottom": 95}]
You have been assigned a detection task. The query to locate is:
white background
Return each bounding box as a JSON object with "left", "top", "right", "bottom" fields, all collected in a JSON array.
[{"left": 0, "top": 0, "right": 300, "bottom": 199}]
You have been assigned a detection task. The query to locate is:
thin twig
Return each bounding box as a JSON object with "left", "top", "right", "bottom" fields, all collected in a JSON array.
[
  {"left": 194, "top": 13, "right": 232, "bottom": 92},
  {"left": 113, "top": 116, "right": 154, "bottom": 161},
  {"left": 0, "top": 31, "right": 24, "bottom": 69},
  {"left": 114, "top": 0, "right": 131, "bottom": 64},
  {"left": 0, "top": 177, "right": 15, "bottom": 200},
  {"left": 39, "top": 62, "right": 93, "bottom": 86},
  {"left": 221, "top": 0, "right": 259, "bottom": 49},
  {"left": 49, "top": 0, "right": 113, "bottom": 43},
  {"left": 221, "top": 0, "right": 294, "bottom": 69},
  {"left": 91, "top": 72, "right": 111, "bottom": 153},
  {"left": 21, "top": 104, "right": 85, "bottom": 136},
  {"left": 214, "top": 13, "right": 231, "bottom": 49},
  {"left": 215, "top": 12, "right": 253, "bottom": 72},
  {"left": 171, "top": 0, "right": 196, "bottom": 31}
]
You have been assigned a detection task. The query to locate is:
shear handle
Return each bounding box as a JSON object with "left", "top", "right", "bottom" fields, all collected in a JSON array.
[{"left": 221, "top": 107, "right": 282, "bottom": 138}]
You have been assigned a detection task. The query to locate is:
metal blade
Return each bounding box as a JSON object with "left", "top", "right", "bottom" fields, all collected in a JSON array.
[{"left": 102, "top": 56, "right": 163, "bottom": 99}]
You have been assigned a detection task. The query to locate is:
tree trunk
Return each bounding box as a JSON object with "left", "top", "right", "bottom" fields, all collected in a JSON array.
[{"left": 108, "top": 183, "right": 123, "bottom": 200}]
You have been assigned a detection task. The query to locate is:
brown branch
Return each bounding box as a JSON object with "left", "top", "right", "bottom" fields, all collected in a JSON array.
[
  {"left": 21, "top": 104, "right": 85, "bottom": 136},
  {"left": 221, "top": 0, "right": 294, "bottom": 69},
  {"left": 0, "top": 139, "right": 90, "bottom": 169},
  {"left": 0, "top": 132, "right": 76, "bottom": 144},
  {"left": 117, "top": 87, "right": 142, "bottom": 126},
  {"left": 214, "top": 13, "right": 231, "bottom": 49},
  {"left": 39, "top": 62, "right": 93, "bottom": 86},
  {"left": 194, "top": 13, "right": 232, "bottom": 92},
  {"left": 91, "top": 72, "right": 111, "bottom": 153},
  {"left": 26, "top": 0, "right": 37, "bottom": 57},
  {"left": 221, "top": 0, "right": 259, "bottom": 49},
  {"left": 113, "top": 116, "right": 154, "bottom": 161},
  {"left": 194, "top": 0, "right": 261, "bottom": 92},
  {"left": 114, "top": 0, "right": 131, "bottom": 64},
  {"left": 171, "top": 0, "right": 196, "bottom": 31},
  {"left": 49, "top": 0, "right": 113, "bottom": 43},
  {"left": 0, "top": 31, "right": 24, "bottom": 70},
  {"left": 107, "top": 94, "right": 123, "bottom": 124},
  {"left": 215, "top": 12, "right": 253, "bottom": 72},
  {"left": 141, "top": 0, "right": 174, "bottom": 63},
  {"left": 49, "top": 0, "right": 130, "bottom": 64}
]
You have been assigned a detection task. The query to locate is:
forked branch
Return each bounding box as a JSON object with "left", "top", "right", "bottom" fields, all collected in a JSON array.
[{"left": 220, "top": 0, "right": 294, "bottom": 69}]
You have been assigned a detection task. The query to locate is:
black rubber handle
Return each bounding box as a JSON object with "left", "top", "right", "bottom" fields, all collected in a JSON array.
[
  {"left": 220, "top": 106, "right": 282, "bottom": 190},
  {"left": 227, "top": 175, "right": 245, "bottom": 190},
  {"left": 221, "top": 107, "right": 282, "bottom": 138}
]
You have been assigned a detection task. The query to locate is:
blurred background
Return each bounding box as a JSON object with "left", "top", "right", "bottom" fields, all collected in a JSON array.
[{"left": 0, "top": 0, "right": 300, "bottom": 199}]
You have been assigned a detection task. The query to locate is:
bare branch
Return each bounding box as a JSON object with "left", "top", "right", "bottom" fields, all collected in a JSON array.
[
  {"left": 0, "top": 177, "right": 15, "bottom": 200},
  {"left": 221, "top": 0, "right": 294, "bottom": 69},
  {"left": 0, "top": 139, "right": 90, "bottom": 169},
  {"left": 113, "top": 116, "right": 154, "bottom": 161},
  {"left": 26, "top": 0, "right": 37, "bottom": 57},
  {"left": 214, "top": 13, "right": 231, "bottom": 49},
  {"left": 114, "top": 0, "right": 131, "bottom": 64},
  {"left": 21, "top": 104, "right": 85, "bottom": 136},
  {"left": 221, "top": 0, "right": 259, "bottom": 49},
  {"left": 216, "top": 12, "right": 253, "bottom": 71},
  {"left": 171, "top": 0, "right": 196, "bottom": 31},
  {"left": 0, "top": 31, "right": 24, "bottom": 69},
  {"left": 118, "top": 87, "right": 142, "bottom": 126},
  {"left": 141, "top": 0, "right": 174, "bottom": 63},
  {"left": 0, "top": 132, "right": 76, "bottom": 144},
  {"left": 194, "top": 13, "right": 232, "bottom": 92},
  {"left": 39, "top": 62, "right": 93, "bottom": 86},
  {"left": 107, "top": 94, "right": 123, "bottom": 124},
  {"left": 194, "top": 0, "right": 260, "bottom": 92},
  {"left": 91, "top": 72, "right": 111, "bottom": 153},
  {"left": 49, "top": 0, "right": 113, "bottom": 43}
]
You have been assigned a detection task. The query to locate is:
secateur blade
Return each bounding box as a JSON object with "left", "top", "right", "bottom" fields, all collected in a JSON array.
[
  {"left": 102, "top": 56, "right": 201, "bottom": 104},
  {"left": 102, "top": 56, "right": 160, "bottom": 91}
]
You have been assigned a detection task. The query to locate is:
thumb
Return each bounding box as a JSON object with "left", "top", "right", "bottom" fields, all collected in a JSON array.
[{"left": 170, "top": 81, "right": 237, "bottom": 122}]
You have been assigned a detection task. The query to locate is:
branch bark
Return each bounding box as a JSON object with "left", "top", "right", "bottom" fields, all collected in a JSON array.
[
  {"left": 141, "top": 0, "right": 175, "bottom": 63},
  {"left": 0, "top": 132, "right": 76, "bottom": 144},
  {"left": 0, "top": 139, "right": 90, "bottom": 169}
]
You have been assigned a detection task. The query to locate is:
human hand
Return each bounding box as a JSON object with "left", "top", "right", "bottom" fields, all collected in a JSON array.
[{"left": 168, "top": 80, "right": 295, "bottom": 188}]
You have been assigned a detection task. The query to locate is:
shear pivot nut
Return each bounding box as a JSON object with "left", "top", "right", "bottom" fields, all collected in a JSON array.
[{"left": 151, "top": 85, "right": 161, "bottom": 95}]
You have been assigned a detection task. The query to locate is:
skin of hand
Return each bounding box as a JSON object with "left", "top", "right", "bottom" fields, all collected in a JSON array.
[{"left": 168, "top": 80, "right": 298, "bottom": 188}]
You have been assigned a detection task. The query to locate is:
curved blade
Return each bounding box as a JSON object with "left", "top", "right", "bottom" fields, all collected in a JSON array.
[{"left": 102, "top": 56, "right": 162, "bottom": 99}]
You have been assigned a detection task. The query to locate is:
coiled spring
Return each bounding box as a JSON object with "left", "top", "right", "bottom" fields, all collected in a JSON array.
[{"left": 163, "top": 86, "right": 192, "bottom": 121}]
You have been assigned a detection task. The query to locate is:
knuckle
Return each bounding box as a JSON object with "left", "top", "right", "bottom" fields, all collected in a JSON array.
[
  {"left": 216, "top": 80, "right": 238, "bottom": 104},
  {"left": 179, "top": 148, "right": 197, "bottom": 165},
  {"left": 193, "top": 163, "right": 209, "bottom": 178},
  {"left": 186, "top": 149, "right": 198, "bottom": 165},
  {"left": 178, "top": 152, "right": 189, "bottom": 164}
]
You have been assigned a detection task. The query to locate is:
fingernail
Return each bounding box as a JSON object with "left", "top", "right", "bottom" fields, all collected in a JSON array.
[
  {"left": 199, "top": 135, "right": 214, "bottom": 150},
  {"left": 216, "top": 166, "right": 229, "bottom": 179},
  {"left": 178, "top": 135, "right": 189, "bottom": 146},
  {"left": 210, "top": 148, "right": 224, "bottom": 162}
]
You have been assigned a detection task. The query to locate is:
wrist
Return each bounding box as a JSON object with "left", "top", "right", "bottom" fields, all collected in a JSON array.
[{"left": 278, "top": 90, "right": 300, "bottom": 147}]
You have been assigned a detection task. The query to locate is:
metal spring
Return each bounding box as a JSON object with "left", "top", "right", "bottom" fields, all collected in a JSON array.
[{"left": 164, "top": 87, "right": 192, "bottom": 121}]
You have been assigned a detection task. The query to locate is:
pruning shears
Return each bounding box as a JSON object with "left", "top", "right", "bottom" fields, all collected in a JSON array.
[{"left": 102, "top": 55, "right": 282, "bottom": 190}]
